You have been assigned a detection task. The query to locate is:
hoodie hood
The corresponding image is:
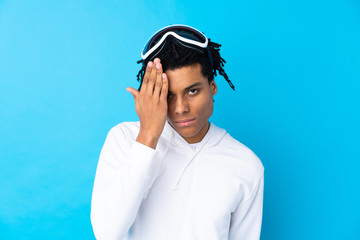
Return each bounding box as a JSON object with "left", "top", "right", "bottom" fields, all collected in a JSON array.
[
  {"left": 161, "top": 120, "right": 227, "bottom": 149},
  {"left": 158, "top": 121, "right": 227, "bottom": 190}
]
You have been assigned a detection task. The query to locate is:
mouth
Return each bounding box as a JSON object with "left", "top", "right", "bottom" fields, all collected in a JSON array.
[{"left": 174, "top": 118, "right": 196, "bottom": 127}]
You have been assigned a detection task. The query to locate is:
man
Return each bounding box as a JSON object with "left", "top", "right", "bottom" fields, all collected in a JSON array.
[{"left": 91, "top": 24, "right": 264, "bottom": 240}]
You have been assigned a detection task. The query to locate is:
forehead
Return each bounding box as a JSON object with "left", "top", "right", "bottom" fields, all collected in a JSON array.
[{"left": 165, "top": 64, "right": 208, "bottom": 91}]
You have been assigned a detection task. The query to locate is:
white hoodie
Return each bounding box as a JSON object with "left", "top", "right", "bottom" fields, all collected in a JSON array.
[{"left": 91, "top": 121, "right": 264, "bottom": 240}]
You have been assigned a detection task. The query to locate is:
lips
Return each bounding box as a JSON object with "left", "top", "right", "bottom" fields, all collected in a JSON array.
[{"left": 174, "top": 118, "right": 196, "bottom": 127}]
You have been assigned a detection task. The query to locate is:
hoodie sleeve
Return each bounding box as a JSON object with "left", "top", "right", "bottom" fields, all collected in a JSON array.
[
  {"left": 228, "top": 171, "right": 264, "bottom": 240},
  {"left": 90, "top": 124, "right": 165, "bottom": 240}
]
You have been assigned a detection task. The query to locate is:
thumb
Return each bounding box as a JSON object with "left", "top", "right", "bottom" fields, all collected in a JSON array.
[{"left": 126, "top": 87, "right": 139, "bottom": 101}]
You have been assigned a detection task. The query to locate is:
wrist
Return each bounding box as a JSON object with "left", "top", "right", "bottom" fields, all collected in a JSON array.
[{"left": 136, "top": 131, "right": 160, "bottom": 149}]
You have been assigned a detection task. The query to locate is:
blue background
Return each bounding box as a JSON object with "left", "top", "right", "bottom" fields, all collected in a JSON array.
[{"left": 1, "top": 0, "right": 359, "bottom": 239}]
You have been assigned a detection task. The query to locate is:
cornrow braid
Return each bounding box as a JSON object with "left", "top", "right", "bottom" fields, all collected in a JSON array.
[{"left": 136, "top": 39, "right": 235, "bottom": 91}]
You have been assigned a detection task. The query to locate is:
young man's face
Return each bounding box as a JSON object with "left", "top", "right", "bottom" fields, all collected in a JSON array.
[{"left": 165, "top": 63, "right": 217, "bottom": 143}]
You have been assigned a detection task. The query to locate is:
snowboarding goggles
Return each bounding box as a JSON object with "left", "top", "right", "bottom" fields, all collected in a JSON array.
[{"left": 141, "top": 24, "right": 213, "bottom": 66}]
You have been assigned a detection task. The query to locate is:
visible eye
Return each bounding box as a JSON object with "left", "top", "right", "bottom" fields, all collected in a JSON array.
[{"left": 188, "top": 89, "right": 199, "bottom": 96}]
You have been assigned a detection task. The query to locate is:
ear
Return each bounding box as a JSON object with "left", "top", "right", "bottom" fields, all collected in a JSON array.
[{"left": 210, "top": 80, "right": 217, "bottom": 96}]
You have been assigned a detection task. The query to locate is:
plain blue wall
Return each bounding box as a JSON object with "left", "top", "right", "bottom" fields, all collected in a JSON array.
[{"left": 1, "top": 0, "right": 359, "bottom": 239}]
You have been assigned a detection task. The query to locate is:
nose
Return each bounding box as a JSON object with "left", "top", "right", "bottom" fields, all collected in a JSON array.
[{"left": 175, "top": 97, "right": 189, "bottom": 115}]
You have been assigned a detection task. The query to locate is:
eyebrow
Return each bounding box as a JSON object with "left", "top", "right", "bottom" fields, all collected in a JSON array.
[
  {"left": 168, "top": 82, "right": 203, "bottom": 94},
  {"left": 184, "top": 82, "right": 203, "bottom": 91}
]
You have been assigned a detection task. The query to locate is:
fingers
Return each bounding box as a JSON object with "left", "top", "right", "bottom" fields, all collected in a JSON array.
[
  {"left": 140, "top": 61, "right": 153, "bottom": 94},
  {"left": 160, "top": 73, "right": 168, "bottom": 101},
  {"left": 153, "top": 59, "right": 164, "bottom": 97},
  {"left": 146, "top": 58, "right": 163, "bottom": 97},
  {"left": 126, "top": 87, "right": 139, "bottom": 101}
]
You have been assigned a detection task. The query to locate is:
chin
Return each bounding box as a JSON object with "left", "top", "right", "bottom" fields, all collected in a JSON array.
[
  {"left": 171, "top": 122, "right": 207, "bottom": 143},
  {"left": 168, "top": 120, "right": 195, "bottom": 135},
  {"left": 177, "top": 127, "right": 200, "bottom": 139}
]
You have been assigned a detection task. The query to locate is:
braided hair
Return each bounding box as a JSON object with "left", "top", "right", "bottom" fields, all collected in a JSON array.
[{"left": 136, "top": 39, "right": 235, "bottom": 91}]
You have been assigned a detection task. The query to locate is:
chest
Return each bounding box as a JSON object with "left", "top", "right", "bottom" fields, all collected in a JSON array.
[{"left": 149, "top": 148, "right": 242, "bottom": 221}]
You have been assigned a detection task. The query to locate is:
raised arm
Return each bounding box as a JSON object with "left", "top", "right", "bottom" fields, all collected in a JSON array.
[
  {"left": 126, "top": 58, "right": 168, "bottom": 149},
  {"left": 91, "top": 59, "right": 169, "bottom": 239}
]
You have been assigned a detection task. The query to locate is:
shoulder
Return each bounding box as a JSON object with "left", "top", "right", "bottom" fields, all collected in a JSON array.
[
  {"left": 211, "top": 125, "right": 264, "bottom": 185},
  {"left": 107, "top": 121, "right": 140, "bottom": 140},
  {"left": 100, "top": 121, "right": 140, "bottom": 159},
  {"left": 223, "top": 133, "right": 262, "bottom": 166},
  {"left": 102, "top": 121, "right": 140, "bottom": 151}
]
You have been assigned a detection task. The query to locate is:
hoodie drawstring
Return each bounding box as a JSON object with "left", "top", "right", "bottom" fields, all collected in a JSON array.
[{"left": 172, "top": 137, "right": 211, "bottom": 191}]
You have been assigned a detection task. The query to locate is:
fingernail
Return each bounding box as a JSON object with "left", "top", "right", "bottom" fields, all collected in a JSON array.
[
  {"left": 156, "top": 63, "right": 161, "bottom": 69},
  {"left": 148, "top": 62, "right": 152, "bottom": 67},
  {"left": 162, "top": 73, "right": 166, "bottom": 79}
]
